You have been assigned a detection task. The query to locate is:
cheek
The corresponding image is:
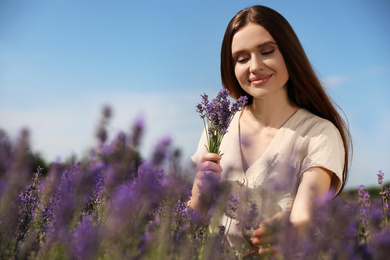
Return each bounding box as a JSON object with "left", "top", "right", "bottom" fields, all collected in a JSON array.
[
  {"left": 267, "top": 59, "right": 288, "bottom": 77},
  {"left": 279, "top": 62, "right": 289, "bottom": 79},
  {"left": 234, "top": 66, "right": 246, "bottom": 82},
  {"left": 263, "top": 59, "right": 278, "bottom": 70}
]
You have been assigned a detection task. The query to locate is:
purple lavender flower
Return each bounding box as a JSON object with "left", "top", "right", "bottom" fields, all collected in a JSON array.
[
  {"left": 384, "top": 186, "right": 390, "bottom": 218},
  {"left": 71, "top": 215, "right": 100, "bottom": 259},
  {"left": 131, "top": 115, "right": 145, "bottom": 148},
  {"left": 171, "top": 198, "right": 191, "bottom": 239},
  {"left": 40, "top": 163, "right": 80, "bottom": 238},
  {"left": 15, "top": 167, "right": 42, "bottom": 243},
  {"left": 151, "top": 135, "right": 172, "bottom": 166},
  {"left": 83, "top": 161, "right": 105, "bottom": 214},
  {"left": 218, "top": 224, "right": 225, "bottom": 237},
  {"left": 225, "top": 194, "right": 240, "bottom": 220},
  {"left": 221, "top": 194, "right": 240, "bottom": 247},
  {"left": 370, "top": 229, "right": 390, "bottom": 260},
  {"left": 96, "top": 105, "right": 113, "bottom": 145},
  {"left": 96, "top": 128, "right": 108, "bottom": 145},
  {"left": 196, "top": 89, "right": 247, "bottom": 155},
  {"left": 243, "top": 203, "right": 260, "bottom": 230},
  {"left": 377, "top": 170, "right": 384, "bottom": 185},
  {"left": 358, "top": 185, "right": 371, "bottom": 244},
  {"left": 377, "top": 170, "right": 389, "bottom": 227},
  {"left": 102, "top": 105, "right": 112, "bottom": 119}
]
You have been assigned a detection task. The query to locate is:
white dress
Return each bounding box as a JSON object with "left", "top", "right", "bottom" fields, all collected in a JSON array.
[{"left": 191, "top": 108, "right": 345, "bottom": 252}]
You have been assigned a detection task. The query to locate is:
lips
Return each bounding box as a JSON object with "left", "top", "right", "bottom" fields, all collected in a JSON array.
[{"left": 249, "top": 74, "right": 272, "bottom": 85}]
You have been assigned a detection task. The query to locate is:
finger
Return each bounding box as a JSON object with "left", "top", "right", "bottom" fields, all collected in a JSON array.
[
  {"left": 200, "top": 153, "right": 222, "bottom": 164},
  {"left": 259, "top": 245, "right": 283, "bottom": 259},
  {"left": 252, "top": 236, "right": 260, "bottom": 245},
  {"left": 252, "top": 232, "right": 277, "bottom": 246},
  {"left": 198, "top": 161, "right": 222, "bottom": 174},
  {"left": 252, "top": 224, "right": 273, "bottom": 238},
  {"left": 258, "top": 245, "right": 275, "bottom": 256}
]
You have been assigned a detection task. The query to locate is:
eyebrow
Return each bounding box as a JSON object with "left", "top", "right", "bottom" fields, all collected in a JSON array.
[{"left": 232, "top": 41, "right": 278, "bottom": 57}]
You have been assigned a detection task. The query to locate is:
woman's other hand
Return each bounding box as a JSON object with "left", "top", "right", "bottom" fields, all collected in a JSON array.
[{"left": 252, "top": 211, "right": 291, "bottom": 258}]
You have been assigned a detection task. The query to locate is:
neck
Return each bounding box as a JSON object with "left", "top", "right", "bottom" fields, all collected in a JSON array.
[{"left": 246, "top": 88, "right": 299, "bottom": 128}]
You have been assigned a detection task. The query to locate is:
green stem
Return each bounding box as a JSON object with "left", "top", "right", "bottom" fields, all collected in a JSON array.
[
  {"left": 380, "top": 184, "right": 388, "bottom": 227},
  {"left": 222, "top": 216, "right": 232, "bottom": 247},
  {"left": 203, "top": 118, "right": 209, "bottom": 150}
]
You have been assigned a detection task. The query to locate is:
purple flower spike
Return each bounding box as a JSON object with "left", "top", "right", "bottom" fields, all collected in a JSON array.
[
  {"left": 225, "top": 194, "right": 240, "bottom": 219},
  {"left": 152, "top": 135, "right": 172, "bottom": 166},
  {"left": 102, "top": 105, "right": 112, "bottom": 119},
  {"left": 377, "top": 170, "right": 384, "bottom": 185},
  {"left": 131, "top": 115, "right": 145, "bottom": 148},
  {"left": 358, "top": 185, "right": 371, "bottom": 244},
  {"left": 377, "top": 170, "right": 389, "bottom": 227}
]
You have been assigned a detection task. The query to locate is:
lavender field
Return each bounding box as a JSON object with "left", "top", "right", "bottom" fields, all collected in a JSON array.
[{"left": 0, "top": 107, "right": 389, "bottom": 260}]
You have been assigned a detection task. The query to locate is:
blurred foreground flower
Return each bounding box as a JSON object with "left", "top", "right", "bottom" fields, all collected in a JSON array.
[{"left": 0, "top": 105, "right": 389, "bottom": 259}]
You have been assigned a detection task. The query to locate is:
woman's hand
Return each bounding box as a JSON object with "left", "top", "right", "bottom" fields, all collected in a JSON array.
[
  {"left": 252, "top": 211, "right": 291, "bottom": 257},
  {"left": 188, "top": 153, "right": 222, "bottom": 214},
  {"left": 195, "top": 153, "right": 222, "bottom": 194},
  {"left": 251, "top": 167, "right": 333, "bottom": 258}
]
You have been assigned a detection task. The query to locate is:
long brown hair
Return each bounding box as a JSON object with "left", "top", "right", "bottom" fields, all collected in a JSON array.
[{"left": 221, "top": 5, "right": 352, "bottom": 193}]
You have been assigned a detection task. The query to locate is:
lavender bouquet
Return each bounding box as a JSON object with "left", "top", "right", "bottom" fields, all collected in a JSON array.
[{"left": 196, "top": 89, "right": 247, "bottom": 156}]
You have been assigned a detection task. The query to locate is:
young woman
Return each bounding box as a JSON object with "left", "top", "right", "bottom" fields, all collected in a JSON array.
[{"left": 188, "top": 5, "right": 351, "bottom": 257}]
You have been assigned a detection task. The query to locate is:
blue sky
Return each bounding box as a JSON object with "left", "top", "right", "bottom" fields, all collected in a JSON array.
[{"left": 1, "top": 0, "right": 389, "bottom": 189}]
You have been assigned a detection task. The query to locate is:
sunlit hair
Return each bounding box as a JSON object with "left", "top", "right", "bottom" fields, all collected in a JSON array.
[{"left": 220, "top": 5, "right": 352, "bottom": 193}]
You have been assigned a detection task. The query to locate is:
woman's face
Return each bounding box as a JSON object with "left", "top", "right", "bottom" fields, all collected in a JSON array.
[{"left": 231, "top": 23, "right": 289, "bottom": 101}]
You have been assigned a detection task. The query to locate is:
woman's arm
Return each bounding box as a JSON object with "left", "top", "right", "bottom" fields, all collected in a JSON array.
[
  {"left": 290, "top": 166, "right": 333, "bottom": 224},
  {"left": 252, "top": 167, "right": 333, "bottom": 256}
]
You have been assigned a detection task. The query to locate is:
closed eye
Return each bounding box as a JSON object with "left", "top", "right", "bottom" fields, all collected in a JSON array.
[
  {"left": 261, "top": 49, "right": 275, "bottom": 55},
  {"left": 236, "top": 57, "right": 249, "bottom": 63}
]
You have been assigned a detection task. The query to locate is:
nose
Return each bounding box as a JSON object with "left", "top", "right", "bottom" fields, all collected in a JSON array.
[{"left": 249, "top": 54, "right": 264, "bottom": 73}]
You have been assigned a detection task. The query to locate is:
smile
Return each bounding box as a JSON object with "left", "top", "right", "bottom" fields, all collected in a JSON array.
[{"left": 249, "top": 74, "right": 272, "bottom": 85}]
